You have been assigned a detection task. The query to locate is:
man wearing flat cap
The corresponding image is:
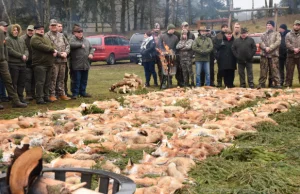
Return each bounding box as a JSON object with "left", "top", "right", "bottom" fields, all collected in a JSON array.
[
  {"left": 232, "top": 27, "right": 256, "bottom": 88},
  {"left": 45, "top": 19, "right": 70, "bottom": 101},
  {"left": 285, "top": 20, "right": 300, "bottom": 87},
  {"left": 258, "top": 20, "right": 281, "bottom": 89},
  {"left": 30, "top": 24, "right": 58, "bottom": 104},
  {"left": 0, "top": 21, "right": 27, "bottom": 108}
]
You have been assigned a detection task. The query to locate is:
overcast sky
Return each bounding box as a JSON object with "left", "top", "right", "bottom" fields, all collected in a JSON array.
[{"left": 233, "top": 0, "right": 281, "bottom": 9}]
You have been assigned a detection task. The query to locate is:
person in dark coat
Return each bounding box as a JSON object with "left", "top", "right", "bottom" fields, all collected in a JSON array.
[
  {"left": 6, "top": 24, "right": 29, "bottom": 104},
  {"left": 215, "top": 30, "right": 236, "bottom": 88},
  {"left": 0, "top": 21, "right": 27, "bottom": 108},
  {"left": 232, "top": 27, "right": 256, "bottom": 88},
  {"left": 69, "top": 26, "right": 94, "bottom": 99},
  {"left": 141, "top": 31, "right": 158, "bottom": 87},
  {"left": 214, "top": 24, "right": 229, "bottom": 87},
  {"left": 278, "top": 24, "right": 290, "bottom": 86},
  {"left": 159, "top": 24, "right": 179, "bottom": 88},
  {"left": 21, "top": 25, "right": 35, "bottom": 101}
]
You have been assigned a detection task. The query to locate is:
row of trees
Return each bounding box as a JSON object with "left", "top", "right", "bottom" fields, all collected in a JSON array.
[
  {"left": 0, "top": 0, "right": 228, "bottom": 33},
  {"left": 1, "top": 0, "right": 298, "bottom": 33}
]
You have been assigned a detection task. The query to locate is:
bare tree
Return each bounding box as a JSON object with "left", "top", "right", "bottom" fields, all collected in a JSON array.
[
  {"left": 164, "top": 0, "right": 170, "bottom": 27},
  {"left": 44, "top": 0, "right": 50, "bottom": 27},
  {"left": 110, "top": 0, "right": 117, "bottom": 33},
  {"left": 121, "top": 0, "right": 126, "bottom": 33},
  {"left": 149, "top": 0, "right": 154, "bottom": 30},
  {"left": 269, "top": 0, "right": 273, "bottom": 16},
  {"left": 1, "top": 0, "right": 11, "bottom": 24},
  {"left": 188, "top": 0, "right": 192, "bottom": 24},
  {"left": 127, "top": 0, "right": 130, "bottom": 31},
  {"left": 251, "top": 0, "right": 255, "bottom": 24},
  {"left": 140, "top": 0, "right": 145, "bottom": 29},
  {"left": 133, "top": 0, "right": 138, "bottom": 30}
]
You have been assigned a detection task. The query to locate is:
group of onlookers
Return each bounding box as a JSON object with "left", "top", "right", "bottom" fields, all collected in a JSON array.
[
  {"left": 0, "top": 19, "right": 94, "bottom": 109},
  {"left": 140, "top": 19, "right": 300, "bottom": 91},
  {"left": 1, "top": 18, "right": 300, "bottom": 110}
]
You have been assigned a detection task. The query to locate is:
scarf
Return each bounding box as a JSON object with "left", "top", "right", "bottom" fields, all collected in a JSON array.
[{"left": 140, "top": 36, "right": 153, "bottom": 50}]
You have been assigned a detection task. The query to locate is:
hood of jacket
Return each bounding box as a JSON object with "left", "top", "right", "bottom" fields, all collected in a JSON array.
[
  {"left": 281, "top": 29, "right": 290, "bottom": 37},
  {"left": 7, "top": 24, "right": 22, "bottom": 39}
]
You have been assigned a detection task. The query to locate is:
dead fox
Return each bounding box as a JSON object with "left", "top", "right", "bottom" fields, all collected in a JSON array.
[{"left": 123, "top": 158, "right": 167, "bottom": 176}]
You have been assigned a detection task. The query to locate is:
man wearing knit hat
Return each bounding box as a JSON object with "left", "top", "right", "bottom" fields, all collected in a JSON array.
[
  {"left": 257, "top": 20, "right": 281, "bottom": 89},
  {"left": 285, "top": 20, "right": 300, "bottom": 87},
  {"left": 159, "top": 24, "right": 178, "bottom": 88},
  {"left": 278, "top": 23, "right": 290, "bottom": 86}
]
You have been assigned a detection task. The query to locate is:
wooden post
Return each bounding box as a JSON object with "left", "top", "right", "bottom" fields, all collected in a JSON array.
[{"left": 274, "top": 4, "right": 278, "bottom": 31}]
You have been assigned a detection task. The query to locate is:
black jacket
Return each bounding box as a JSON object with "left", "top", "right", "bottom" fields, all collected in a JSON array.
[
  {"left": 215, "top": 35, "right": 236, "bottom": 70},
  {"left": 141, "top": 39, "right": 156, "bottom": 62},
  {"left": 279, "top": 29, "right": 290, "bottom": 59},
  {"left": 232, "top": 36, "right": 256, "bottom": 63}
]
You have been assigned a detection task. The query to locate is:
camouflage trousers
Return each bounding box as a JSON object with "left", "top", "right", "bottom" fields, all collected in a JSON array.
[
  {"left": 285, "top": 57, "right": 300, "bottom": 87},
  {"left": 49, "top": 63, "right": 66, "bottom": 96},
  {"left": 258, "top": 57, "right": 280, "bottom": 87},
  {"left": 181, "top": 60, "right": 194, "bottom": 86}
]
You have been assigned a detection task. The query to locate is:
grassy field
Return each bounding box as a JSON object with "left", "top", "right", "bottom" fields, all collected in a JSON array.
[{"left": 0, "top": 61, "right": 299, "bottom": 119}]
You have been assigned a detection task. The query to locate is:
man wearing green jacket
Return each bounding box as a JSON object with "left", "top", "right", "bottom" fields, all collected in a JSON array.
[
  {"left": 30, "top": 24, "right": 57, "bottom": 104},
  {"left": 192, "top": 26, "right": 213, "bottom": 87},
  {"left": 0, "top": 21, "right": 27, "bottom": 108},
  {"left": 6, "top": 24, "right": 29, "bottom": 103}
]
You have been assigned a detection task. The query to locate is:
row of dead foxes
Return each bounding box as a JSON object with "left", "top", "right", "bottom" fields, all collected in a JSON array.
[{"left": 0, "top": 87, "right": 299, "bottom": 193}]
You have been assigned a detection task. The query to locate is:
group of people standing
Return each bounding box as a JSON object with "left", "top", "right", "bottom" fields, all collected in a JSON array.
[
  {"left": 140, "top": 19, "right": 300, "bottom": 90},
  {"left": 0, "top": 19, "right": 94, "bottom": 109}
]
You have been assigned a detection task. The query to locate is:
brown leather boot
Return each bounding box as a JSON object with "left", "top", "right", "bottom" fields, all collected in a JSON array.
[
  {"left": 59, "top": 95, "right": 71, "bottom": 100},
  {"left": 49, "top": 96, "right": 58, "bottom": 102}
]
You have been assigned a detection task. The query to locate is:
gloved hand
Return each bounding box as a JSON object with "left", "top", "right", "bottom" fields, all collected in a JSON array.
[{"left": 200, "top": 52, "right": 208, "bottom": 56}]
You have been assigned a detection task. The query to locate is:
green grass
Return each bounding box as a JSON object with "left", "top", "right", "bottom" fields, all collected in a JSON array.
[{"left": 182, "top": 106, "right": 300, "bottom": 194}]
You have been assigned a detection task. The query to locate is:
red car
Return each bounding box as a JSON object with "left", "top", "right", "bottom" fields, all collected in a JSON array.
[
  {"left": 86, "top": 35, "right": 130, "bottom": 64},
  {"left": 249, "top": 33, "right": 263, "bottom": 61}
]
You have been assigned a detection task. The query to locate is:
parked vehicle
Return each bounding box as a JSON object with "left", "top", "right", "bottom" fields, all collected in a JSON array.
[
  {"left": 249, "top": 33, "right": 263, "bottom": 61},
  {"left": 129, "top": 33, "right": 144, "bottom": 64},
  {"left": 86, "top": 35, "right": 130, "bottom": 65}
]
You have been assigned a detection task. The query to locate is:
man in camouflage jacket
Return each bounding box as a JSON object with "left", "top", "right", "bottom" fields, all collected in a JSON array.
[
  {"left": 285, "top": 20, "right": 300, "bottom": 87},
  {"left": 176, "top": 29, "right": 194, "bottom": 87},
  {"left": 45, "top": 19, "right": 70, "bottom": 101},
  {"left": 258, "top": 20, "right": 281, "bottom": 88}
]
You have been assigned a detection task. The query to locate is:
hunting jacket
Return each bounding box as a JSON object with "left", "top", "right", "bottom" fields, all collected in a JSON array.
[
  {"left": 45, "top": 31, "right": 70, "bottom": 63},
  {"left": 0, "top": 29, "right": 8, "bottom": 63},
  {"left": 259, "top": 30, "right": 281, "bottom": 58},
  {"left": 285, "top": 30, "right": 300, "bottom": 58},
  {"left": 5, "top": 24, "right": 28, "bottom": 66},
  {"left": 176, "top": 39, "right": 193, "bottom": 61},
  {"left": 30, "top": 33, "right": 56, "bottom": 67},
  {"left": 192, "top": 35, "right": 213, "bottom": 62}
]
